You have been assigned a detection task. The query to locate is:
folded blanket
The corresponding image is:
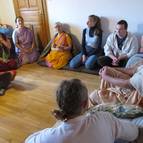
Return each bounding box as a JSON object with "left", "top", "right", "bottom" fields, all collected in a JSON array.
[{"left": 88, "top": 104, "right": 143, "bottom": 119}]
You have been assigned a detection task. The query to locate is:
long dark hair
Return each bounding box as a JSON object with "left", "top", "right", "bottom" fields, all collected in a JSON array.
[
  {"left": 53, "top": 79, "right": 88, "bottom": 121},
  {"left": 0, "top": 32, "right": 7, "bottom": 41},
  {"left": 89, "top": 15, "right": 102, "bottom": 36}
]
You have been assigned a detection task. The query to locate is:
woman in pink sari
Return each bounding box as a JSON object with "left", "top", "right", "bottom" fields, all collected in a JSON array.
[{"left": 12, "top": 16, "right": 39, "bottom": 66}]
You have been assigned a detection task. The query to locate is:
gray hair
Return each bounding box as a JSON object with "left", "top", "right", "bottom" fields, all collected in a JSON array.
[
  {"left": 56, "top": 79, "right": 88, "bottom": 119},
  {"left": 55, "top": 22, "right": 63, "bottom": 27}
]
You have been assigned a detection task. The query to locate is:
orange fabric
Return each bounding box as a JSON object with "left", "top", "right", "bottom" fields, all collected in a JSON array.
[
  {"left": 89, "top": 68, "right": 143, "bottom": 107},
  {"left": 52, "top": 32, "right": 71, "bottom": 49},
  {"left": 45, "top": 32, "right": 72, "bottom": 69}
]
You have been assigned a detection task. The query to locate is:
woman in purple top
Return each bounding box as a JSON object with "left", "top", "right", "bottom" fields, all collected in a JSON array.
[{"left": 12, "top": 16, "right": 39, "bottom": 66}]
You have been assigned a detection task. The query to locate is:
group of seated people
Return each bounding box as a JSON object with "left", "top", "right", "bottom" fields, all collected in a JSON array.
[
  {"left": 0, "top": 15, "right": 143, "bottom": 142},
  {"left": 39, "top": 15, "right": 142, "bottom": 70},
  {"left": 1, "top": 14, "right": 143, "bottom": 95},
  {"left": 0, "top": 14, "right": 143, "bottom": 97},
  {"left": 1, "top": 15, "right": 143, "bottom": 71},
  {"left": 38, "top": 15, "right": 103, "bottom": 69},
  {"left": 0, "top": 16, "right": 39, "bottom": 95}
]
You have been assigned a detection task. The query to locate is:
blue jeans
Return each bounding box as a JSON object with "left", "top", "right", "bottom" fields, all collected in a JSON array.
[
  {"left": 69, "top": 53, "right": 97, "bottom": 69},
  {"left": 114, "top": 139, "right": 128, "bottom": 143}
]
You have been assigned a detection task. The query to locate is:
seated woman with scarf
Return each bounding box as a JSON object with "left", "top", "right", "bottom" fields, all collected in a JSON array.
[
  {"left": 0, "top": 33, "right": 17, "bottom": 95},
  {"left": 38, "top": 22, "right": 72, "bottom": 69},
  {"left": 0, "top": 32, "right": 17, "bottom": 71}
]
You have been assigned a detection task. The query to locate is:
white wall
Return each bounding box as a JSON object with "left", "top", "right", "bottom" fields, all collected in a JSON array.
[
  {"left": 0, "top": 0, "right": 142, "bottom": 46},
  {"left": 0, "top": 0, "right": 16, "bottom": 27},
  {"left": 47, "top": 0, "right": 143, "bottom": 46}
]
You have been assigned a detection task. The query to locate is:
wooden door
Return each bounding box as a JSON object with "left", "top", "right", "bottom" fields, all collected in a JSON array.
[{"left": 13, "top": 0, "right": 50, "bottom": 51}]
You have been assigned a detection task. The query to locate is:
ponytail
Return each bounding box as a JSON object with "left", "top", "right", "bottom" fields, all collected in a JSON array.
[{"left": 52, "top": 109, "right": 68, "bottom": 121}]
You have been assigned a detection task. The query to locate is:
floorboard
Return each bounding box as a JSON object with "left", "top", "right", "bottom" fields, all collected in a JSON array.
[{"left": 0, "top": 64, "right": 100, "bottom": 143}]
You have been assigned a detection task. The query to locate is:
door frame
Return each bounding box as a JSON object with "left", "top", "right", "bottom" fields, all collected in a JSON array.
[{"left": 13, "top": 0, "right": 51, "bottom": 43}]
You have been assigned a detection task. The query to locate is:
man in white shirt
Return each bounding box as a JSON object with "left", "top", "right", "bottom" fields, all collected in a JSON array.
[
  {"left": 25, "top": 79, "right": 138, "bottom": 143},
  {"left": 98, "top": 20, "right": 139, "bottom": 67}
]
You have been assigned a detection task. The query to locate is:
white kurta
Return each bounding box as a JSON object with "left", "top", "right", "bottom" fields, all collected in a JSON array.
[
  {"left": 104, "top": 32, "right": 139, "bottom": 58},
  {"left": 25, "top": 112, "right": 138, "bottom": 143}
]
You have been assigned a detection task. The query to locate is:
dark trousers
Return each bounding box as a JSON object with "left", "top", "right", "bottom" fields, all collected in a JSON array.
[
  {"left": 0, "top": 72, "right": 12, "bottom": 89},
  {"left": 98, "top": 56, "right": 127, "bottom": 67}
]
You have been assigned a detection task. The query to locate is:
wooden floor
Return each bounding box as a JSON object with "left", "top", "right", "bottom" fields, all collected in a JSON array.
[{"left": 0, "top": 64, "right": 100, "bottom": 143}]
